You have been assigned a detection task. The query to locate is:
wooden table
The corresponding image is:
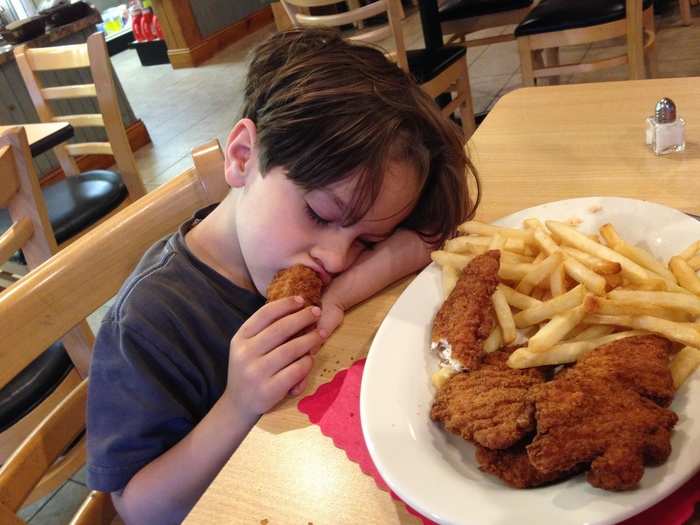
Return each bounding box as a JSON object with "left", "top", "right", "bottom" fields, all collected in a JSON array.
[
  {"left": 185, "top": 77, "right": 700, "bottom": 525},
  {"left": 0, "top": 122, "right": 73, "bottom": 157}
]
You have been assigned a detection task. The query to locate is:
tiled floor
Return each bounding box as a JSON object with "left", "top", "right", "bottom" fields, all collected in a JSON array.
[{"left": 21, "top": 2, "right": 700, "bottom": 522}]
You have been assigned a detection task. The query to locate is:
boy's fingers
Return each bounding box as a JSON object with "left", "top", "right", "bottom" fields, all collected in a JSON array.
[
  {"left": 252, "top": 306, "right": 321, "bottom": 355},
  {"left": 290, "top": 376, "right": 308, "bottom": 396},
  {"left": 261, "top": 329, "right": 323, "bottom": 375},
  {"left": 238, "top": 296, "right": 305, "bottom": 339},
  {"left": 269, "top": 354, "right": 314, "bottom": 399}
]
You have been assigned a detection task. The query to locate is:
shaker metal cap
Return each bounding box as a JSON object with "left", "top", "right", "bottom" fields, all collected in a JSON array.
[{"left": 655, "top": 97, "right": 677, "bottom": 124}]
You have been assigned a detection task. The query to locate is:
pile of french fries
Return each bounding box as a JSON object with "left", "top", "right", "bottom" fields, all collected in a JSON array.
[{"left": 431, "top": 218, "right": 700, "bottom": 388}]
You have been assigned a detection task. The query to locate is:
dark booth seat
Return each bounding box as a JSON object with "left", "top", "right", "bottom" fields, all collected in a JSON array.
[
  {"left": 439, "top": 0, "right": 533, "bottom": 21},
  {"left": 515, "top": 0, "right": 654, "bottom": 37},
  {"left": 0, "top": 169, "right": 127, "bottom": 246},
  {"left": 0, "top": 342, "right": 73, "bottom": 434}
]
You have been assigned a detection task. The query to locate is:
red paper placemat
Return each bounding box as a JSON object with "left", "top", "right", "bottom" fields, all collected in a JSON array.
[{"left": 298, "top": 359, "right": 700, "bottom": 525}]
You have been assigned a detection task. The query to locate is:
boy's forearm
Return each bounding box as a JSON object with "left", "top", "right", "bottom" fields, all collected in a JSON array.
[
  {"left": 113, "top": 396, "right": 257, "bottom": 525},
  {"left": 325, "top": 229, "right": 432, "bottom": 311}
]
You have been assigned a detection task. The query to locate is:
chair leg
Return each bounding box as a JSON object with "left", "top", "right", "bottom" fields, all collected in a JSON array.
[
  {"left": 643, "top": 8, "right": 659, "bottom": 78},
  {"left": 679, "top": 0, "right": 692, "bottom": 25},
  {"left": 456, "top": 60, "right": 476, "bottom": 139},
  {"left": 518, "top": 37, "right": 536, "bottom": 86},
  {"left": 626, "top": 0, "right": 646, "bottom": 80},
  {"left": 543, "top": 47, "right": 560, "bottom": 85}
]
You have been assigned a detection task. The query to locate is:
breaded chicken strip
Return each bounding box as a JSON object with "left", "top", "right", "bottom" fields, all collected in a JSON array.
[
  {"left": 266, "top": 265, "right": 322, "bottom": 306},
  {"left": 431, "top": 350, "right": 547, "bottom": 450},
  {"left": 476, "top": 444, "right": 582, "bottom": 489},
  {"left": 527, "top": 376, "right": 677, "bottom": 491},
  {"left": 561, "top": 334, "right": 675, "bottom": 407},
  {"left": 431, "top": 250, "right": 500, "bottom": 371}
]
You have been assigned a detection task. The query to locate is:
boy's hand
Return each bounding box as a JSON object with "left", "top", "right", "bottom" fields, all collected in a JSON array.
[
  {"left": 226, "top": 296, "right": 324, "bottom": 420},
  {"left": 318, "top": 297, "right": 345, "bottom": 338}
]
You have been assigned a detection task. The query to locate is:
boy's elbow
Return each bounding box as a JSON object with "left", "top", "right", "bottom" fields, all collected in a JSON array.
[{"left": 111, "top": 486, "right": 184, "bottom": 525}]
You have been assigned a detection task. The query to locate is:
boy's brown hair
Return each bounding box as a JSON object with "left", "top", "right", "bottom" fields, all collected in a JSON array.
[{"left": 241, "top": 28, "right": 479, "bottom": 244}]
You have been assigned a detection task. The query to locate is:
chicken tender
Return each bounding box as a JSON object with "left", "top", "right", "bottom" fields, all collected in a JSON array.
[
  {"left": 562, "top": 334, "right": 675, "bottom": 407},
  {"left": 432, "top": 250, "right": 500, "bottom": 371},
  {"left": 266, "top": 265, "right": 322, "bottom": 306},
  {"left": 527, "top": 375, "right": 678, "bottom": 491},
  {"left": 476, "top": 444, "right": 582, "bottom": 489},
  {"left": 431, "top": 350, "right": 547, "bottom": 450}
]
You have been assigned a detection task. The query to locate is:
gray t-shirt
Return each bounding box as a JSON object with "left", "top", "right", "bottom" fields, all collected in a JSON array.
[{"left": 86, "top": 205, "right": 265, "bottom": 492}]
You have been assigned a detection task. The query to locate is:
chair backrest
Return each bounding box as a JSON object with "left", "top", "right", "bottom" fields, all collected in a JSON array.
[
  {"left": 0, "top": 138, "right": 227, "bottom": 390},
  {"left": 281, "top": 0, "right": 409, "bottom": 72},
  {"left": 14, "top": 32, "right": 146, "bottom": 199}
]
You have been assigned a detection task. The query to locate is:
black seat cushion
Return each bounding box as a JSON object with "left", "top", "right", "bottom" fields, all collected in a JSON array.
[
  {"left": 0, "top": 170, "right": 128, "bottom": 247},
  {"left": 0, "top": 342, "right": 73, "bottom": 433},
  {"left": 439, "top": 0, "right": 533, "bottom": 21},
  {"left": 407, "top": 45, "right": 467, "bottom": 85},
  {"left": 515, "top": 0, "right": 653, "bottom": 37},
  {"left": 44, "top": 170, "right": 128, "bottom": 244}
]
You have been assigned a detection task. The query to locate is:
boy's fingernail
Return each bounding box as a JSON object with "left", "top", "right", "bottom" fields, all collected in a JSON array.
[
  {"left": 294, "top": 296, "right": 304, "bottom": 304},
  {"left": 318, "top": 328, "right": 328, "bottom": 339},
  {"left": 311, "top": 306, "right": 321, "bottom": 317}
]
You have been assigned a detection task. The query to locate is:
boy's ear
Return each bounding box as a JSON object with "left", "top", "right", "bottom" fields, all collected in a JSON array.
[{"left": 224, "top": 118, "right": 258, "bottom": 188}]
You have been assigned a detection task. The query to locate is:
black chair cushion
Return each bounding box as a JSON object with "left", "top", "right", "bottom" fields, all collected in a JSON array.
[
  {"left": 43, "top": 169, "right": 127, "bottom": 244},
  {"left": 407, "top": 45, "right": 467, "bottom": 85},
  {"left": 515, "top": 0, "right": 653, "bottom": 37},
  {"left": 0, "top": 170, "right": 128, "bottom": 247},
  {"left": 0, "top": 342, "right": 73, "bottom": 433},
  {"left": 439, "top": 0, "right": 533, "bottom": 21}
]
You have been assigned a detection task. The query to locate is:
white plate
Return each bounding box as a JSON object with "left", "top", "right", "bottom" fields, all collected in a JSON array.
[{"left": 360, "top": 197, "right": 700, "bottom": 525}]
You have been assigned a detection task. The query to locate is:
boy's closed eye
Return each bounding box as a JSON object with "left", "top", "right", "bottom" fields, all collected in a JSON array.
[{"left": 304, "top": 202, "right": 390, "bottom": 250}]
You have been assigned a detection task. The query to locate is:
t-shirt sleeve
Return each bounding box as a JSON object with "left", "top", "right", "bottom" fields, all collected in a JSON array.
[{"left": 86, "top": 316, "right": 200, "bottom": 492}]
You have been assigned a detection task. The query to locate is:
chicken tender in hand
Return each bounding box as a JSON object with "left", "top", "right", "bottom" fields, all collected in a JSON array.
[{"left": 266, "top": 265, "right": 322, "bottom": 306}]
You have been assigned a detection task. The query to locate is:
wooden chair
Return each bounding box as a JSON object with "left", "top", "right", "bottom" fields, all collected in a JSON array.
[
  {"left": 13, "top": 32, "right": 146, "bottom": 248},
  {"left": 679, "top": 0, "right": 697, "bottom": 26},
  {"left": 281, "top": 0, "right": 477, "bottom": 139},
  {"left": 515, "top": 0, "right": 656, "bottom": 86},
  {"left": 0, "top": 127, "right": 93, "bottom": 506},
  {"left": 0, "top": 138, "right": 227, "bottom": 517},
  {"left": 439, "top": 0, "right": 536, "bottom": 48},
  {"left": 0, "top": 379, "right": 118, "bottom": 525}
]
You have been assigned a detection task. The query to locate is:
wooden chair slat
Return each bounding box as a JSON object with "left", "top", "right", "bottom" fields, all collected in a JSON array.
[
  {"left": 64, "top": 142, "right": 113, "bottom": 156},
  {"left": 52, "top": 114, "right": 104, "bottom": 128},
  {"left": 23, "top": 44, "right": 91, "bottom": 71},
  {"left": 0, "top": 218, "right": 33, "bottom": 265},
  {"left": 40, "top": 84, "right": 97, "bottom": 100}
]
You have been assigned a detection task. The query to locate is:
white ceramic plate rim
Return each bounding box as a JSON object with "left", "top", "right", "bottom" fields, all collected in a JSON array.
[{"left": 360, "top": 197, "right": 700, "bottom": 525}]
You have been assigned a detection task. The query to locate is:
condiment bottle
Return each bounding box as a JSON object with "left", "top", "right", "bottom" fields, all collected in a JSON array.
[{"left": 645, "top": 97, "right": 685, "bottom": 155}]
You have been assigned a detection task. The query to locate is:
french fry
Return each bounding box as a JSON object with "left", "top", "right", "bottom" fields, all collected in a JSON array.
[
  {"left": 669, "top": 346, "right": 700, "bottom": 388},
  {"left": 583, "top": 295, "right": 692, "bottom": 322},
  {"left": 489, "top": 234, "right": 506, "bottom": 251},
  {"left": 533, "top": 227, "right": 560, "bottom": 255},
  {"left": 604, "top": 272, "right": 624, "bottom": 290},
  {"left": 523, "top": 218, "right": 544, "bottom": 230},
  {"left": 547, "top": 220, "right": 651, "bottom": 283},
  {"left": 458, "top": 220, "right": 534, "bottom": 242},
  {"left": 499, "top": 263, "right": 535, "bottom": 281},
  {"left": 563, "top": 257, "right": 606, "bottom": 296},
  {"left": 492, "top": 288, "right": 517, "bottom": 344},
  {"left": 678, "top": 240, "right": 700, "bottom": 260},
  {"left": 513, "top": 284, "right": 586, "bottom": 328},
  {"left": 670, "top": 256, "right": 700, "bottom": 295},
  {"left": 607, "top": 289, "right": 700, "bottom": 315},
  {"left": 584, "top": 314, "right": 700, "bottom": 349},
  {"left": 599, "top": 223, "right": 623, "bottom": 247},
  {"left": 611, "top": 240, "right": 676, "bottom": 283},
  {"left": 550, "top": 262, "right": 567, "bottom": 297},
  {"left": 560, "top": 246, "right": 622, "bottom": 275},
  {"left": 501, "top": 251, "right": 534, "bottom": 264},
  {"left": 516, "top": 251, "right": 564, "bottom": 295},
  {"left": 687, "top": 254, "right": 700, "bottom": 271},
  {"left": 498, "top": 283, "right": 542, "bottom": 310},
  {"left": 445, "top": 235, "right": 529, "bottom": 255},
  {"left": 442, "top": 265, "right": 459, "bottom": 298},
  {"left": 484, "top": 326, "right": 503, "bottom": 353},
  {"left": 431, "top": 251, "right": 474, "bottom": 270},
  {"left": 570, "top": 324, "right": 616, "bottom": 341},
  {"left": 431, "top": 366, "right": 457, "bottom": 389},
  {"left": 508, "top": 330, "right": 646, "bottom": 368},
  {"left": 443, "top": 236, "right": 488, "bottom": 255},
  {"left": 532, "top": 252, "right": 547, "bottom": 264},
  {"left": 528, "top": 304, "right": 587, "bottom": 352}
]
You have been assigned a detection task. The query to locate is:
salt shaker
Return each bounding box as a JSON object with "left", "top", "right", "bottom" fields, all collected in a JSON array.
[{"left": 645, "top": 97, "right": 685, "bottom": 155}]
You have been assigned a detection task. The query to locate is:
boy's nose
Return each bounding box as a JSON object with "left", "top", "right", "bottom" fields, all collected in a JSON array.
[{"left": 312, "top": 233, "right": 356, "bottom": 275}]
